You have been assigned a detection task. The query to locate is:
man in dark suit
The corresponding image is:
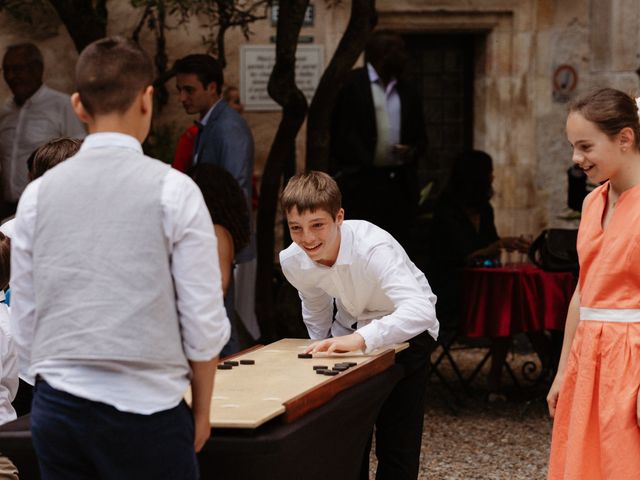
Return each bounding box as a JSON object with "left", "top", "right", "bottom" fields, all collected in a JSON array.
[
  {"left": 174, "top": 54, "right": 255, "bottom": 353},
  {"left": 330, "top": 32, "right": 427, "bottom": 247}
]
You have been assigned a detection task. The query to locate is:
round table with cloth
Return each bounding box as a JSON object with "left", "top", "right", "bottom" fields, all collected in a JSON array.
[{"left": 461, "top": 264, "right": 577, "bottom": 337}]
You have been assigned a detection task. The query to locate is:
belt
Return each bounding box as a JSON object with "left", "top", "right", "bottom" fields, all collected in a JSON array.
[{"left": 580, "top": 307, "right": 640, "bottom": 323}]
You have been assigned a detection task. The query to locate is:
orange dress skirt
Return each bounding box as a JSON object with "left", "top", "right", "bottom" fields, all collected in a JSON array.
[{"left": 548, "top": 182, "right": 640, "bottom": 479}]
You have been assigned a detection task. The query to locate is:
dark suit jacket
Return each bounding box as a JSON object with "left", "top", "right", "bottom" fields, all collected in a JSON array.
[{"left": 329, "top": 67, "right": 427, "bottom": 176}]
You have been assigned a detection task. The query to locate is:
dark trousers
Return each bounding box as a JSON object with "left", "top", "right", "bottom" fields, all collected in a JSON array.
[
  {"left": 31, "top": 380, "right": 199, "bottom": 480},
  {"left": 12, "top": 378, "right": 33, "bottom": 417},
  {"left": 360, "top": 332, "right": 435, "bottom": 480}
]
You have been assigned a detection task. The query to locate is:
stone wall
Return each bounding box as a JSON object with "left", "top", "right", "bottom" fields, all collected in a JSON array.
[{"left": 1, "top": 0, "right": 639, "bottom": 237}]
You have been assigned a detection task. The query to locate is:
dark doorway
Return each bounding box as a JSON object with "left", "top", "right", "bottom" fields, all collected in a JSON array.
[{"left": 401, "top": 33, "right": 478, "bottom": 202}]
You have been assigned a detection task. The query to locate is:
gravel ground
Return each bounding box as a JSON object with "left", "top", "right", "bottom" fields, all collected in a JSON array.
[{"left": 369, "top": 344, "right": 553, "bottom": 480}]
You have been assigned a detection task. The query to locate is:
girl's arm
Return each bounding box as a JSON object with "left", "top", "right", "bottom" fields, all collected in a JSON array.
[
  {"left": 547, "top": 285, "right": 580, "bottom": 418},
  {"left": 214, "top": 224, "right": 234, "bottom": 295}
]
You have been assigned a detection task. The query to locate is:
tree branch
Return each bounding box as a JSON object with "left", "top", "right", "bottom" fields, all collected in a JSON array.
[
  {"left": 256, "top": 0, "right": 310, "bottom": 341},
  {"left": 306, "top": 0, "right": 377, "bottom": 171}
]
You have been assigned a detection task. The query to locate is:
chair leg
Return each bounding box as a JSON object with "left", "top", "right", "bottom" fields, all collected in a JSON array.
[
  {"left": 465, "top": 350, "right": 492, "bottom": 386},
  {"left": 504, "top": 359, "right": 521, "bottom": 389},
  {"left": 429, "top": 336, "right": 470, "bottom": 391},
  {"left": 428, "top": 341, "right": 466, "bottom": 402},
  {"left": 429, "top": 363, "right": 462, "bottom": 414}
]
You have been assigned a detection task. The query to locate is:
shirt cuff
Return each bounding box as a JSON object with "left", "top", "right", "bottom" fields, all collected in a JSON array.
[
  {"left": 182, "top": 322, "right": 230, "bottom": 361},
  {"left": 355, "top": 323, "right": 383, "bottom": 354}
]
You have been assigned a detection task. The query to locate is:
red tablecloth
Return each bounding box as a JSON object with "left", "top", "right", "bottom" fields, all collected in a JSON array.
[{"left": 461, "top": 264, "right": 577, "bottom": 337}]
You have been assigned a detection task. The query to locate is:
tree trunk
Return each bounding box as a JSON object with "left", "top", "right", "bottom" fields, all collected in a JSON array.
[
  {"left": 49, "top": 0, "right": 107, "bottom": 52},
  {"left": 255, "top": 0, "right": 310, "bottom": 342},
  {"left": 305, "top": 0, "right": 377, "bottom": 172}
]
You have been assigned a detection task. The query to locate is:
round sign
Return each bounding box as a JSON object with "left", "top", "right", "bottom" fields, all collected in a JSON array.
[{"left": 553, "top": 64, "right": 578, "bottom": 94}]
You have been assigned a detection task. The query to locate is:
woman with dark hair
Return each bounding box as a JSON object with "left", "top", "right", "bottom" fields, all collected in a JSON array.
[
  {"left": 429, "top": 150, "right": 530, "bottom": 395},
  {"left": 191, "top": 164, "right": 250, "bottom": 356},
  {"left": 433, "top": 150, "right": 528, "bottom": 267}
]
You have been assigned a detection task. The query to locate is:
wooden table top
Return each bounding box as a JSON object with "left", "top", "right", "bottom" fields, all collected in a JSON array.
[{"left": 186, "top": 338, "right": 405, "bottom": 429}]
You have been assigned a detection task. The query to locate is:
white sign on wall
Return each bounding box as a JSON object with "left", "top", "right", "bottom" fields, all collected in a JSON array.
[{"left": 240, "top": 45, "right": 324, "bottom": 112}]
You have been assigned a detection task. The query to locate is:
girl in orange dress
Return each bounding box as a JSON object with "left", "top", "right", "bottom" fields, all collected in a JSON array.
[{"left": 547, "top": 88, "right": 640, "bottom": 479}]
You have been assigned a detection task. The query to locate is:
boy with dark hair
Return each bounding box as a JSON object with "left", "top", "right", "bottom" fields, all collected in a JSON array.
[
  {"left": 11, "top": 36, "right": 230, "bottom": 479},
  {"left": 279, "top": 171, "right": 439, "bottom": 480}
]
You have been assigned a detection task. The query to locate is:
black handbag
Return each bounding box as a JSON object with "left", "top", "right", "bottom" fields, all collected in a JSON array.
[{"left": 528, "top": 228, "right": 579, "bottom": 273}]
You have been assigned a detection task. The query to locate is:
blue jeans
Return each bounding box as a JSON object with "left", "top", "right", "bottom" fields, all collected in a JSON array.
[{"left": 31, "top": 380, "right": 199, "bottom": 480}]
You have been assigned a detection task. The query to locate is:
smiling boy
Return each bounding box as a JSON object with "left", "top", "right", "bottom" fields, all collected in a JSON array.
[{"left": 279, "top": 171, "right": 439, "bottom": 479}]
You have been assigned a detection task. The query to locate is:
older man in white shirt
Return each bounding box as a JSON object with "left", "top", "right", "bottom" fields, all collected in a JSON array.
[{"left": 0, "top": 43, "right": 85, "bottom": 218}]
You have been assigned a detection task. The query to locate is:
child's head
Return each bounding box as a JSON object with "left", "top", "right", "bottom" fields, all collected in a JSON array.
[
  {"left": 27, "top": 137, "right": 82, "bottom": 181},
  {"left": 569, "top": 88, "right": 640, "bottom": 150},
  {"left": 191, "top": 164, "right": 250, "bottom": 254},
  {"left": 75, "top": 36, "right": 153, "bottom": 116},
  {"left": 567, "top": 88, "right": 640, "bottom": 183},
  {"left": 223, "top": 85, "right": 244, "bottom": 114},
  {"left": 0, "top": 232, "right": 10, "bottom": 291},
  {"left": 281, "top": 171, "right": 344, "bottom": 267},
  {"left": 281, "top": 171, "right": 342, "bottom": 220}
]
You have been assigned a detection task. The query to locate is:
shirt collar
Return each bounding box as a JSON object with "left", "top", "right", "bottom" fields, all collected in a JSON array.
[
  {"left": 200, "top": 98, "right": 223, "bottom": 127},
  {"left": 333, "top": 222, "right": 353, "bottom": 266},
  {"left": 366, "top": 63, "right": 397, "bottom": 94},
  {"left": 79, "top": 132, "right": 143, "bottom": 154},
  {"left": 13, "top": 84, "right": 48, "bottom": 109},
  {"left": 367, "top": 63, "right": 381, "bottom": 84}
]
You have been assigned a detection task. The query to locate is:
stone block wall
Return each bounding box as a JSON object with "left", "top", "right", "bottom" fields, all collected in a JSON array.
[{"left": 1, "top": 0, "right": 639, "bottom": 238}]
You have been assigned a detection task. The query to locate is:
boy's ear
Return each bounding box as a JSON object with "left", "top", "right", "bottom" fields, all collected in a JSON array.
[
  {"left": 70, "top": 93, "right": 91, "bottom": 124},
  {"left": 336, "top": 208, "right": 345, "bottom": 225},
  {"left": 141, "top": 85, "right": 154, "bottom": 115}
]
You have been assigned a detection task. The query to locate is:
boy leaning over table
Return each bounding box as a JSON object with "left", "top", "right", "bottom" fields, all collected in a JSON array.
[{"left": 279, "top": 171, "right": 439, "bottom": 480}]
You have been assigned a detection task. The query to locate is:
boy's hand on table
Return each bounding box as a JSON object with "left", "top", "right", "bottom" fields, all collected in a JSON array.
[{"left": 305, "top": 333, "right": 366, "bottom": 354}]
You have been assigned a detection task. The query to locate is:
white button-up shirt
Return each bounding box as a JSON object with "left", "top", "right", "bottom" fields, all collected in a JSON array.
[
  {"left": 280, "top": 220, "right": 439, "bottom": 353},
  {"left": 367, "top": 63, "right": 401, "bottom": 166},
  {"left": 0, "top": 292, "right": 18, "bottom": 426},
  {"left": 0, "top": 85, "right": 86, "bottom": 202},
  {"left": 10, "top": 132, "right": 230, "bottom": 414}
]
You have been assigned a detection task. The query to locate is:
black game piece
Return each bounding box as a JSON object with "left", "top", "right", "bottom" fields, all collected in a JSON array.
[
  {"left": 316, "top": 369, "right": 329, "bottom": 375},
  {"left": 298, "top": 353, "right": 312, "bottom": 359},
  {"left": 323, "top": 370, "right": 339, "bottom": 376},
  {"left": 224, "top": 361, "right": 239, "bottom": 366},
  {"left": 240, "top": 359, "right": 255, "bottom": 365},
  {"left": 217, "top": 364, "right": 232, "bottom": 370},
  {"left": 332, "top": 365, "right": 349, "bottom": 371},
  {"left": 313, "top": 365, "right": 329, "bottom": 370}
]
